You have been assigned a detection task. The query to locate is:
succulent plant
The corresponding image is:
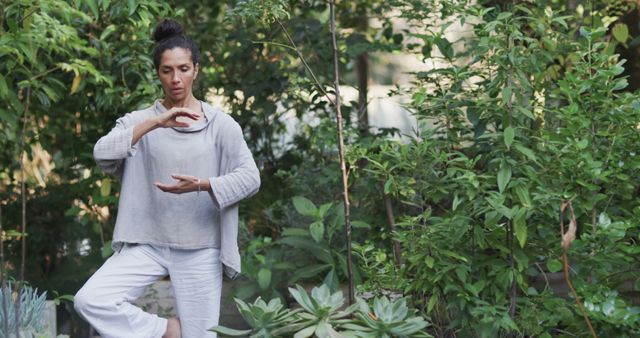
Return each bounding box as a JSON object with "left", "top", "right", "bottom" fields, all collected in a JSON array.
[
  {"left": 210, "top": 297, "right": 298, "bottom": 337},
  {"left": 344, "top": 296, "right": 432, "bottom": 338},
  {"left": 211, "top": 284, "right": 433, "bottom": 338},
  {"left": 281, "top": 284, "right": 358, "bottom": 338},
  {"left": 0, "top": 284, "right": 48, "bottom": 338}
]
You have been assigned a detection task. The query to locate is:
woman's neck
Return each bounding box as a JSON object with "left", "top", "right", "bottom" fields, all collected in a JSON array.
[{"left": 162, "top": 94, "right": 199, "bottom": 111}]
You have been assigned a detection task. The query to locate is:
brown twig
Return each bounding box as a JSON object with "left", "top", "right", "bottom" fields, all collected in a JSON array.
[
  {"left": 560, "top": 199, "right": 598, "bottom": 338},
  {"left": 329, "top": 0, "right": 355, "bottom": 305},
  {"left": 0, "top": 205, "right": 8, "bottom": 338},
  {"left": 274, "top": 18, "right": 336, "bottom": 107}
]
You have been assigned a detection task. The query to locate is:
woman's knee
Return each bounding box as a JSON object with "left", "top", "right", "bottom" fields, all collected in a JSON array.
[
  {"left": 74, "top": 284, "right": 108, "bottom": 316},
  {"left": 73, "top": 287, "right": 91, "bottom": 316}
]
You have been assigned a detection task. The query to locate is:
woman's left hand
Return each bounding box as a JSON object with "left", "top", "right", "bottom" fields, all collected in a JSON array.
[{"left": 155, "top": 174, "right": 202, "bottom": 194}]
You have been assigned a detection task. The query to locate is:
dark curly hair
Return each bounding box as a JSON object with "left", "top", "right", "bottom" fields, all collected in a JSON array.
[{"left": 152, "top": 19, "right": 200, "bottom": 70}]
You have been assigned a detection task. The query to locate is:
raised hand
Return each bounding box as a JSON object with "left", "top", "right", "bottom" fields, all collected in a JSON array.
[
  {"left": 154, "top": 106, "right": 201, "bottom": 128},
  {"left": 131, "top": 107, "right": 201, "bottom": 145}
]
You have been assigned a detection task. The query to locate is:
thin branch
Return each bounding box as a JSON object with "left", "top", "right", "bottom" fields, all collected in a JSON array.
[
  {"left": 15, "top": 84, "right": 31, "bottom": 338},
  {"left": 329, "top": 0, "right": 355, "bottom": 305},
  {"left": 561, "top": 200, "right": 598, "bottom": 338},
  {"left": 29, "top": 66, "right": 60, "bottom": 82},
  {"left": 0, "top": 205, "right": 8, "bottom": 338},
  {"left": 534, "top": 262, "right": 551, "bottom": 291},
  {"left": 274, "top": 18, "right": 336, "bottom": 107},
  {"left": 250, "top": 40, "right": 298, "bottom": 52},
  {"left": 381, "top": 183, "right": 402, "bottom": 265}
]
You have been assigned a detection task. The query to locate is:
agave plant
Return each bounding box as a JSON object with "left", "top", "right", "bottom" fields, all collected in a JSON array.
[
  {"left": 210, "top": 297, "right": 298, "bottom": 337},
  {"left": 343, "top": 296, "right": 432, "bottom": 338},
  {"left": 0, "top": 284, "right": 48, "bottom": 338},
  {"left": 280, "top": 284, "right": 358, "bottom": 338}
]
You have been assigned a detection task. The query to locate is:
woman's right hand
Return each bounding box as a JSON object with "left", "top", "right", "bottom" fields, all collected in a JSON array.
[{"left": 154, "top": 107, "right": 201, "bottom": 128}]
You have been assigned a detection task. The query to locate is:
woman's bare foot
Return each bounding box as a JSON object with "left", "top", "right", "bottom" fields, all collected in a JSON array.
[{"left": 163, "top": 317, "right": 181, "bottom": 338}]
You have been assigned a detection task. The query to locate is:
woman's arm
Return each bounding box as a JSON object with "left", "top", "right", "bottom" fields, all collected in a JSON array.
[
  {"left": 94, "top": 107, "right": 200, "bottom": 176},
  {"left": 153, "top": 121, "right": 260, "bottom": 202}
]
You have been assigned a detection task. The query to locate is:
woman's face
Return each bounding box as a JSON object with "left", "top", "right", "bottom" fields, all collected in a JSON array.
[{"left": 157, "top": 47, "right": 199, "bottom": 102}]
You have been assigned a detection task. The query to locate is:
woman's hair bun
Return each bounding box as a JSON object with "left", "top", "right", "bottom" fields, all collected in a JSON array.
[{"left": 152, "top": 19, "right": 184, "bottom": 43}]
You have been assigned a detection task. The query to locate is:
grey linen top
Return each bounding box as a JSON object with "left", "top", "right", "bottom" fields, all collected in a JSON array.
[{"left": 93, "top": 100, "right": 260, "bottom": 278}]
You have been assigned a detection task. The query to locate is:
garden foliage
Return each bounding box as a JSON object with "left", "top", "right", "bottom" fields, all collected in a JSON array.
[{"left": 1, "top": 0, "right": 640, "bottom": 336}]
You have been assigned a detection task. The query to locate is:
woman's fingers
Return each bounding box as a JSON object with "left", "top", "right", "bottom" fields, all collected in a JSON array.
[
  {"left": 168, "top": 107, "right": 200, "bottom": 120},
  {"left": 154, "top": 181, "right": 187, "bottom": 194},
  {"left": 171, "top": 173, "right": 196, "bottom": 181},
  {"left": 173, "top": 122, "right": 190, "bottom": 128},
  {"left": 173, "top": 111, "right": 200, "bottom": 120},
  {"left": 154, "top": 174, "right": 198, "bottom": 194}
]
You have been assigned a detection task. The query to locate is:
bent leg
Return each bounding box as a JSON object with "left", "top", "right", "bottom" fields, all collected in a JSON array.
[
  {"left": 74, "top": 244, "right": 169, "bottom": 338},
  {"left": 169, "top": 247, "right": 223, "bottom": 338}
]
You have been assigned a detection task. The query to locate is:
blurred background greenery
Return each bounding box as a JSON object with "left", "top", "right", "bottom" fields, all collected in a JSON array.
[{"left": 1, "top": 0, "right": 639, "bottom": 336}]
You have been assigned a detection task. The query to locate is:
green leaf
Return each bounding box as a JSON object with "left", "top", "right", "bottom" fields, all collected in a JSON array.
[
  {"left": 576, "top": 139, "right": 588, "bottom": 150},
  {"left": 0, "top": 107, "right": 17, "bottom": 130},
  {"left": 435, "top": 37, "right": 454, "bottom": 59},
  {"left": 282, "top": 228, "right": 310, "bottom": 237},
  {"left": 497, "top": 163, "right": 512, "bottom": 193},
  {"left": 514, "top": 144, "right": 537, "bottom": 162},
  {"left": 257, "top": 268, "right": 272, "bottom": 291},
  {"left": 100, "top": 25, "right": 117, "bottom": 40},
  {"left": 279, "top": 237, "right": 333, "bottom": 264},
  {"left": 501, "top": 86, "right": 512, "bottom": 105},
  {"left": 452, "top": 194, "right": 462, "bottom": 211},
  {"left": 0, "top": 73, "right": 8, "bottom": 98},
  {"left": 209, "top": 326, "right": 252, "bottom": 336},
  {"left": 294, "top": 325, "right": 317, "bottom": 338},
  {"left": 579, "top": 27, "right": 590, "bottom": 38},
  {"left": 514, "top": 185, "right": 532, "bottom": 207},
  {"left": 292, "top": 196, "right": 317, "bottom": 217},
  {"left": 384, "top": 178, "right": 393, "bottom": 194},
  {"left": 84, "top": 0, "right": 99, "bottom": 19},
  {"left": 128, "top": 0, "right": 138, "bottom": 15},
  {"left": 427, "top": 293, "right": 438, "bottom": 313},
  {"left": 318, "top": 202, "right": 332, "bottom": 218},
  {"left": 503, "top": 126, "right": 515, "bottom": 149},
  {"left": 497, "top": 12, "right": 512, "bottom": 20},
  {"left": 441, "top": 249, "right": 468, "bottom": 262},
  {"left": 612, "top": 79, "right": 628, "bottom": 91},
  {"left": 612, "top": 23, "right": 629, "bottom": 43},
  {"left": 514, "top": 209, "right": 527, "bottom": 248},
  {"left": 547, "top": 259, "right": 562, "bottom": 273},
  {"left": 101, "top": 241, "right": 113, "bottom": 258},
  {"left": 100, "top": 178, "right": 111, "bottom": 197},
  {"left": 425, "top": 256, "right": 434, "bottom": 268},
  {"left": 351, "top": 220, "right": 370, "bottom": 229},
  {"left": 309, "top": 221, "right": 324, "bottom": 243}
]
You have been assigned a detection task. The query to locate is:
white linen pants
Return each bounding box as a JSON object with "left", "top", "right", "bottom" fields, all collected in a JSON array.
[{"left": 74, "top": 244, "right": 223, "bottom": 338}]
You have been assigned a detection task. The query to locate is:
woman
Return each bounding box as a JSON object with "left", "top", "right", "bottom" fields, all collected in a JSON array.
[{"left": 74, "top": 19, "right": 260, "bottom": 338}]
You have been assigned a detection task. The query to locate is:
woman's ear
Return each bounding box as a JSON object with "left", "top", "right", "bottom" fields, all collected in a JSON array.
[{"left": 194, "top": 63, "right": 199, "bottom": 80}]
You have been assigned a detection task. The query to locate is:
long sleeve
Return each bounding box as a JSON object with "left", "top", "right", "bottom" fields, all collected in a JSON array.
[
  {"left": 93, "top": 115, "right": 139, "bottom": 177},
  {"left": 208, "top": 121, "right": 261, "bottom": 210}
]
